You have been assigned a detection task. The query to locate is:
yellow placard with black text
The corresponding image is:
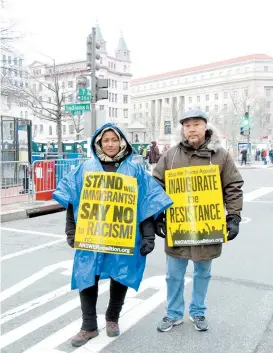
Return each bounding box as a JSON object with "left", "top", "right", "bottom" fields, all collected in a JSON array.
[
  {"left": 75, "top": 172, "right": 138, "bottom": 255},
  {"left": 165, "top": 165, "right": 227, "bottom": 247}
]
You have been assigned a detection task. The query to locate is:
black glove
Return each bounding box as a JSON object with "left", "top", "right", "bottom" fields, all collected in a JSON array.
[
  {"left": 155, "top": 213, "right": 166, "bottom": 238},
  {"left": 226, "top": 214, "right": 241, "bottom": 241},
  {"left": 65, "top": 203, "right": 76, "bottom": 248},
  {"left": 140, "top": 216, "right": 155, "bottom": 256}
]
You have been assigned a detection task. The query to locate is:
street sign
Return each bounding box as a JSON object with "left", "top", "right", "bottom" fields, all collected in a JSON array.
[
  {"left": 78, "top": 88, "right": 90, "bottom": 96},
  {"left": 78, "top": 95, "right": 91, "bottom": 101},
  {"left": 64, "top": 103, "right": 90, "bottom": 115}
]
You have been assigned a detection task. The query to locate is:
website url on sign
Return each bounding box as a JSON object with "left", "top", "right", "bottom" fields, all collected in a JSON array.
[
  {"left": 174, "top": 238, "right": 224, "bottom": 245},
  {"left": 75, "top": 242, "right": 133, "bottom": 255}
]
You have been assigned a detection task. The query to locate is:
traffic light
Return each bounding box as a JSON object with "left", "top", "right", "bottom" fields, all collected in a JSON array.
[
  {"left": 244, "top": 112, "right": 249, "bottom": 125},
  {"left": 86, "top": 33, "right": 100, "bottom": 72},
  {"left": 240, "top": 127, "right": 244, "bottom": 136},
  {"left": 96, "top": 77, "right": 108, "bottom": 101},
  {"left": 86, "top": 27, "right": 108, "bottom": 103}
]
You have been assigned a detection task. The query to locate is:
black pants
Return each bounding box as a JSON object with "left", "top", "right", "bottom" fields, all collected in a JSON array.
[
  {"left": 80, "top": 276, "right": 128, "bottom": 331},
  {"left": 241, "top": 157, "right": 247, "bottom": 165}
]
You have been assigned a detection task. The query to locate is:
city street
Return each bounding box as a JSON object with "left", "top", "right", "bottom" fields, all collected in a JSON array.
[{"left": 1, "top": 168, "right": 273, "bottom": 353}]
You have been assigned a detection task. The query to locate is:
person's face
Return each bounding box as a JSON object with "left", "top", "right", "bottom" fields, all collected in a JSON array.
[
  {"left": 101, "top": 130, "right": 120, "bottom": 157},
  {"left": 183, "top": 119, "right": 207, "bottom": 146}
]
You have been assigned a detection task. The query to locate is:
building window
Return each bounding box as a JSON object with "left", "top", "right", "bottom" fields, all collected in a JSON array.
[
  {"left": 63, "top": 125, "right": 66, "bottom": 134},
  {"left": 140, "top": 103, "right": 142, "bottom": 109},
  {"left": 206, "top": 94, "right": 209, "bottom": 101},
  {"left": 224, "top": 104, "right": 228, "bottom": 110},
  {"left": 100, "top": 105, "right": 104, "bottom": 110},
  {"left": 109, "top": 107, "right": 111, "bottom": 117},
  {"left": 189, "top": 97, "right": 192, "bottom": 103},
  {"left": 48, "top": 83, "right": 51, "bottom": 89},
  {"left": 197, "top": 96, "right": 200, "bottom": 102},
  {"left": 115, "top": 94, "right": 117, "bottom": 103},
  {"left": 61, "top": 82, "right": 65, "bottom": 88},
  {"left": 146, "top": 112, "right": 149, "bottom": 117},
  {"left": 124, "top": 109, "right": 128, "bottom": 118},
  {"left": 264, "top": 66, "right": 268, "bottom": 72},
  {"left": 115, "top": 108, "right": 118, "bottom": 117},
  {"left": 266, "top": 101, "right": 271, "bottom": 109},
  {"left": 115, "top": 81, "right": 117, "bottom": 89},
  {"left": 114, "top": 63, "right": 116, "bottom": 70},
  {"left": 140, "top": 113, "right": 142, "bottom": 119},
  {"left": 124, "top": 65, "right": 127, "bottom": 72},
  {"left": 69, "top": 125, "right": 74, "bottom": 134},
  {"left": 244, "top": 89, "right": 248, "bottom": 97},
  {"left": 20, "top": 111, "right": 23, "bottom": 118},
  {"left": 123, "top": 81, "right": 128, "bottom": 90},
  {"left": 205, "top": 106, "right": 209, "bottom": 112},
  {"left": 266, "top": 88, "right": 271, "bottom": 97},
  {"left": 266, "top": 114, "right": 271, "bottom": 123},
  {"left": 233, "top": 91, "right": 238, "bottom": 97},
  {"left": 146, "top": 102, "right": 148, "bottom": 108},
  {"left": 224, "top": 92, "right": 228, "bottom": 99},
  {"left": 108, "top": 79, "right": 111, "bottom": 87},
  {"left": 123, "top": 95, "right": 128, "bottom": 104},
  {"left": 8, "top": 56, "right": 11, "bottom": 64},
  {"left": 68, "top": 81, "right": 73, "bottom": 88},
  {"left": 49, "top": 126, "right": 53, "bottom": 135},
  {"left": 34, "top": 125, "right": 37, "bottom": 135},
  {"left": 68, "top": 94, "right": 73, "bottom": 102},
  {"left": 164, "top": 121, "right": 171, "bottom": 135},
  {"left": 39, "top": 125, "right": 43, "bottom": 134},
  {"left": 214, "top": 105, "right": 218, "bottom": 112},
  {"left": 32, "top": 84, "right": 36, "bottom": 92},
  {"left": 214, "top": 93, "right": 218, "bottom": 100}
]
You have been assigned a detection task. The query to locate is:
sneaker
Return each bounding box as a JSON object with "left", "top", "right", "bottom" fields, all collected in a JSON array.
[
  {"left": 189, "top": 316, "right": 209, "bottom": 331},
  {"left": 71, "top": 330, "right": 99, "bottom": 347},
  {"left": 106, "top": 321, "right": 120, "bottom": 337},
  {"left": 157, "top": 316, "right": 183, "bottom": 332}
]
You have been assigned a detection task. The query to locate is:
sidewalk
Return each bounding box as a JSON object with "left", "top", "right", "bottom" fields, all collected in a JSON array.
[
  {"left": 236, "top": 161, "right": 273, "bottom": 169},
  {"left": 0, "top": 197, "right": 64, "bottom": 223}
]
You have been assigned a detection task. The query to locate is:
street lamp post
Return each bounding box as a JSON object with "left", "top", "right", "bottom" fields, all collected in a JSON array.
[{"left": 247, "top": 105, "right": 251, "bottom": 164}]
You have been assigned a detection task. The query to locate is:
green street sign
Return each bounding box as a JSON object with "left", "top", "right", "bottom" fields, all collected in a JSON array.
[
  {"left": 78, "top": 88, "right": 90, "bottom": 96},
  {"left": 65, "top": 103, "right": 90, "bottom": 115},
  {"left": 78, "top": 95, "right": 91, "bottom": 101}
]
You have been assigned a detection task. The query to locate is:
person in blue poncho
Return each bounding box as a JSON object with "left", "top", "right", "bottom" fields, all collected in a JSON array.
[{"left": 53, "top": 123, "right": 172, "bottom": 347}]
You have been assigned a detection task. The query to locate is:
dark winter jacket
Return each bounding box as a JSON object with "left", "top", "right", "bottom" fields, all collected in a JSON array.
[
  {"left": 153, "top": 124, "right": 244, "bottom": 261},
  {"left": 149, "top": 145, "right": 160, "bottom": 164}
]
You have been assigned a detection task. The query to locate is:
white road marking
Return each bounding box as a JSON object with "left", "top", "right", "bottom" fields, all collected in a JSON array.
[
  {"left": 241, "top": 217, "right": 251, "bottom": 224},
  {"left": 0, "top": 284, "right": 70, "bottom": 324},
  {"left": 0, "top": 260, "right": 73, "bottom": 302},
  {"left": 244, "top": 187, "right": 273, "bottom": 202},
  {"left": 0, "top": 227, "right": 64, "bottom": 239},
  {"left": 0, "top": 281, "right": 110, "bottom": 350},
  {"left": 1, "top": 239, "right": 65, "bottom": 262}
]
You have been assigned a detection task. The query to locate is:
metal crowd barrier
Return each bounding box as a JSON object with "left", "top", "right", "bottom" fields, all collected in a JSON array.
[
  {"left": 31, "top": 158, "right": 88, "bottom": 201},
  {"left": 0, "top": 161, "right": 31, "bottom": 200}
]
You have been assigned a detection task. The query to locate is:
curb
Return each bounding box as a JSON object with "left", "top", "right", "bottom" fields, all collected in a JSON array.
[{"left": 0, "top": 202, "right": 64, "bottom": 223}]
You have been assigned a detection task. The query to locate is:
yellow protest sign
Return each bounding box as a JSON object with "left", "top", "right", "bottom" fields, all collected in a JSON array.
[
  {"left": 165, "top": 165, "right": 227, "bottom": 247},
  {"left": 75, "top": 172, "right": 138, "bottom": 255}
]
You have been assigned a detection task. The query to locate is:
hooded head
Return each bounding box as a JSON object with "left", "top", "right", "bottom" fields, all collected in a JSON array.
[{"left": 92, "top": 123, "right": 132, "bottom": 162}]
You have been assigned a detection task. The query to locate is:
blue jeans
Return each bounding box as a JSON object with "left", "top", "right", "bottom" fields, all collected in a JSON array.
[{"left": 166, "top": 255, "right": 212, "bottom": 320}]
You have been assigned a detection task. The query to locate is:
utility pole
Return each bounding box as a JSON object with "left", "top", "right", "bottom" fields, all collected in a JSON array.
[
  {"left": 247, "top": 105, "right": 251, "bottom": 163},
  {"left": 90, "top": 27, "right": 98, "bottom": 136},
  {"left": 85, "top": 27, "right": 108, "bottom": 138}
]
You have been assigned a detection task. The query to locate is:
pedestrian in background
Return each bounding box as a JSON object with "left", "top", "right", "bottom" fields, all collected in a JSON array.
[
  {"left": 149, "top": 141, "right": 161, "bottom": 170},
  {"left": 153, "top": 110, "right": 244, "bottom": 333},
  {"left": 240, "top": 148, "right": 247, "bottom": 166},
  {"left": 53, "top": 123, "right": 172, "bottom": 347}
]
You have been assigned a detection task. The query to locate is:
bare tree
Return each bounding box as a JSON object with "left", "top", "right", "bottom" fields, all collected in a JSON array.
[
  {"left": 67, "top": 114, "right": 84, "bottom": 140},
  {"left": 14, "top": 63, "right": 81, "bottom": 153}
]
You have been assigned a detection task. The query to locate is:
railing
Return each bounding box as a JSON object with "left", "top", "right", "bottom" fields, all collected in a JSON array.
[{"left": 0, "top": 161, "right": 31, "bottom": 200}]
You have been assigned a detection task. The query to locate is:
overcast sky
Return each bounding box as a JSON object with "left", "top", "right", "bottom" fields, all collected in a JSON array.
[{"left": 3, "top": 0, "right": 273, "bottom": 78}]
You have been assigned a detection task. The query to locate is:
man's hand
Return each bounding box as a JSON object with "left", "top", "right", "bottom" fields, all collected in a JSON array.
[
  {"left": 155, "top": 213, "right": 166, "bottom": 238},
  {"left": 226, "top": 214, "right": 241, "bottom": 241},
  {"left": 139, "top": 216, "right": 155, "bottom": 256}
]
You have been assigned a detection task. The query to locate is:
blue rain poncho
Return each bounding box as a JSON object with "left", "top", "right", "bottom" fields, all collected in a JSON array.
[{"left": 53, "top": 123, "right": 172, "bottom": 292}]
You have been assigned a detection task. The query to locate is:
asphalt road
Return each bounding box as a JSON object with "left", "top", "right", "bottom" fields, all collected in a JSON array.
[{"left": 1, "top": 168, "right": 273, "bottom": 353}]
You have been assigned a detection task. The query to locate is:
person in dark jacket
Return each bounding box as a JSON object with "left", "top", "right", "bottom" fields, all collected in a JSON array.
[
  {"left": 153, "top": 110, "right": 244, "bottom": 333},
  {"left": 54, "top": 124, "right": 172, "bottom": 347},
  {"left": 149, "top": 141, "right": 161, "bottom": 169},
  {"left": 240, "top": 148, "right": 247, "bottom": 165}
]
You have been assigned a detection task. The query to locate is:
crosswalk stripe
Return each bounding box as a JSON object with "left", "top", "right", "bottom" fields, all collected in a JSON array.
[
  {"left": 244, "top": 187, "right": 273, "bottom": 202},
  {"left": 0, "top": 281, "right": 109, "bottom": 350},
  {"left": 1, "top": 284, "right": 70, "bottom": 325}
]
